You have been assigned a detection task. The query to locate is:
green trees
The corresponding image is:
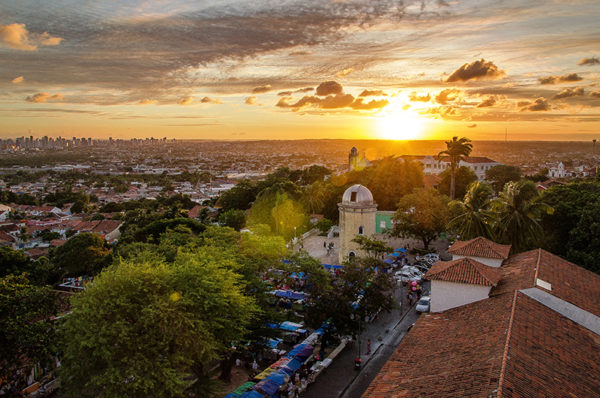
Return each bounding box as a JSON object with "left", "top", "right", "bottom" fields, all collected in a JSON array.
[
  {"left": 50, "top": 233, "right": 111, "bottom": 277},
  {"left": 565, "top": 201, "right": 600, "bottom": 273},
  {"left": 448, "top": 181, "right": 494, "bottom": 240},
  {"left": 490, "top": 180, "right": 552, "bottom": 252},
  {"left": 60, "top": 254, "right": 257, "bottom": 398},
  {"left": 439, "top": 166, "right": 477, "bottom": 199},
  {"left": 0, "top": 274, "right": 57, "bottom": 388},
  {"left": 486, "top": 165, "right": 522, "bottom": 192},
  {"left": 392, "top": 188, "right": 450, "bottom": 249},
  {"left": 437, "top": 136, "right": 473, "bottom": 199},
  {"left": 218, "top": 209, "right": 246, "bottom": 231}
]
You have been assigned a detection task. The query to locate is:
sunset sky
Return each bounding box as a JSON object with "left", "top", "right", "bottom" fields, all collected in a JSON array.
[{"left": 1, "top": 0, "right": 599, "bottom": 141}]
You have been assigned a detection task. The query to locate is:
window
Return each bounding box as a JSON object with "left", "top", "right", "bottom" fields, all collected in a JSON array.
[
  {"left": 358, "top": 226, "right": 364, "bottom": 235},
  {"left": 380, "top": 220, "right": 387, "bottom": 229},
  {"left": 350, "top": 191, "right": 357, "bottom": 202},
  {"left": 348, "top": 251, "right": 356, "bottom": 262}
]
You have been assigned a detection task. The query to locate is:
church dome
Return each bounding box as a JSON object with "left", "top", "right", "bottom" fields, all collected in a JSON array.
[{"left": 342, "top": 184, "right": 374, "bottom": 206}]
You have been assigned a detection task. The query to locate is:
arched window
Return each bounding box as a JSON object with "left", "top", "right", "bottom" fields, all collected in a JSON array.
[
  {"left": 358, "top": 226, "right": 364, "bottom": 235},
  {"left": 350, "top": 192, "right": 357, "bottom": 202},
  {"left": 348, "top": 251, "right": 356, "bottom": 262}
]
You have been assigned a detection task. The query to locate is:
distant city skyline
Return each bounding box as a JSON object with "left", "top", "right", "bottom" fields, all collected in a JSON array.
[{"left": 1, "top": 0, "right": 599, "bottom": 141}]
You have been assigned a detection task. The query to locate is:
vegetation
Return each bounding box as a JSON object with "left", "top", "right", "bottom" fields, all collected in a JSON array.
[
  {"left": 50, "top": 233, "right": 112, "bottom": 278},
  {"left": 392, "top": 188, "right": 450, "bottom": 249},
  {"left": 439, "top": 166, "right": 477, "bottom": 200},
  {"left": 490, "top": 180, "right": 553, "bottom": 253},
  {"left": 447, "top": 181, "right": 494, "bottom": 241},
  {"left": 60, "top": 253, "right": 257, "bottom": 397},
  {"left": 0, "top": 274, "right": 58, "bottom": 388},
  {"left": 485, "top": 165, "right": 522, "bottom": 193},
  {"left": 437, "top": 136, "right": 473, "bottom": 200}
]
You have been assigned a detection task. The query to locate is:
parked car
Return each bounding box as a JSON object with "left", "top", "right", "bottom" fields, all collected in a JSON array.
[
  {"left": 395, "top": 268, "right": 424, "bottom": 284},
  {"left": 416, "top": 296, "right": 431, "bottom": 313}
]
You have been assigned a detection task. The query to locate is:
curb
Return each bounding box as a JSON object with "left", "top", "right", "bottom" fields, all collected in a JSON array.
[{"left": 337, "top": 304, "right": 417, "bottom": 398}]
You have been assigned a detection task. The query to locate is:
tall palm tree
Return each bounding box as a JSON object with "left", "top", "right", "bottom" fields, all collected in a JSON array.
[
  {"left": 437, "top": 136, "right": 473, "bottom": 199},
  {"left": 490, "top": 180, "right": 553, "bottom": 253},
  {"left": 447, "top": 181, "right": 494, "bottom": 240}
]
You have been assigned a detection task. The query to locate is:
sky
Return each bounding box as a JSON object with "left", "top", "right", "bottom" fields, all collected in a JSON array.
[{"left": 1, "top": 0, "right": 599, "bottom": 141}]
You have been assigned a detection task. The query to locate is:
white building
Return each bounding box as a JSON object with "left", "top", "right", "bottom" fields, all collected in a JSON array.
[
  {"left": 426, "top": 237, "right": 510, "bottom": 312},
  {"left": 400, "top": 155, "right": 500, "bottom": 180},
  {"left": 548, "top": 162, "right": 568, "bottom": 178}
]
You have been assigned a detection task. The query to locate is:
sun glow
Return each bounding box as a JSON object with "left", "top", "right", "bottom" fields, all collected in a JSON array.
[{"left": 377, "top": 102, "right": 426, "bottom": 140}]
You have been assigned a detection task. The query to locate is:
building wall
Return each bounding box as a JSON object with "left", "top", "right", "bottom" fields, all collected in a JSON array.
[
  {"left": 450, "top": 255, "right": 504, "bottom": 268},
  {"left": 375, "top": 211, "right": 395, "bottom": 233},
  {"left": 338, "top": 204, "right": 377, "bottom": 264},
  {"left": 430, "top": 280, "right": 491, "bottom": 312}
]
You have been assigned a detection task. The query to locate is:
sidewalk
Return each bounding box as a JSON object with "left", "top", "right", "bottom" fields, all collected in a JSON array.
[{"left": 302, "top": 285, "right": 418, "bottom": 398}]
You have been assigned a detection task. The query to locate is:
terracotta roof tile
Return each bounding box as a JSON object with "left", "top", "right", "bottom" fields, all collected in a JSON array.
[
  {"left": 426, "top": 257, "right": 502, "bottom": 287},
  {"left": 448, "top": 236, "right": 511, "bottom": 259},
  {"left": 500, "top": 293, "right": 600, "bottom": 398}
]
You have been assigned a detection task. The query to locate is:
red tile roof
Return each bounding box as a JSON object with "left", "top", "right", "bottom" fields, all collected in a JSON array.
[
  {"left": 426, "top": 257, "right": 502, "bottom": 287},
  {"left": 448, "top": 236, "right": 511, "bottom": 259},
  {"left": 364, "top": 247, "right": 600, "bottom": 398}
]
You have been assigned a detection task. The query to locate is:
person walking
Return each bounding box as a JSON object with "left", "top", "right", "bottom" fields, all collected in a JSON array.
[{"left": 366, "top": 339, "right": 371, "bottom": 355}]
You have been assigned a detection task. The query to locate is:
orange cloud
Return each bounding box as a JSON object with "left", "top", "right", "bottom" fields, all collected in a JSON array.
[
  {"left": 316, "top": 81, "right": 343, "bottom": 96},
  {"left": 245, "top": 96, "right": 257, "bottom": 105},
  {"left": 539, "top": 73, "right": 583, "bottom": 85},
  {"left": 252, "top": 85, "right": 271, "bottom": 94},
  {"left": 409, "top": 92, "right": 431, "bottom": 102},
  {"left": 446, "top": 59, "right": 505, "bottom": 83},
  {"left": 199, "top": 96, "right": 222, "bottom": 104},
  {"left": 136, "top": 99, "right": 158, "bottom": 105},
  {"left": 25, "top": 92, "right": 63, "bottom": 103},
  {"left": 0, "top": 23, "right": 62, "bottom": 51},
  {"left": 178, "top": 97, "right": 193, "bottom": 105},
  {"left": 435, "top": 89, "right": 461, "bottom": 105},
  {"left": 12, "top": 76, "right": 24, "bottom": 84}
]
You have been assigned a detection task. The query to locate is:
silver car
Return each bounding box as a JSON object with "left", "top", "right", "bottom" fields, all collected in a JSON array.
[{"left": 416, "top": 296, "right": 431, "bottom": 313}]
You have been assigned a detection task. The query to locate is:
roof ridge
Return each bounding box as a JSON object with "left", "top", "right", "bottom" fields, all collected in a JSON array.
[{"left": 497, "top": 290, "right": 518, "bottom": 397}]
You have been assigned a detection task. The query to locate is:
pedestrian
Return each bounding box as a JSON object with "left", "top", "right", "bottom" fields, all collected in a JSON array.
[
  {"left": 324, "top": 241, "right": 327, "bottom": 248},
  {"left": 252, "top": 359, "right": 258, "bottom": 373},
  {"left": 366, "top": 339, "right": 371, "bottom": 354},
  {"left": 235, "top": 358, "right": 241, "bottom": 368}
]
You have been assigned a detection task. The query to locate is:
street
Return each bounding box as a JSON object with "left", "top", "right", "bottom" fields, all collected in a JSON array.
[{"left": 302, "top": 284, "right": 421, "bottom": 398}]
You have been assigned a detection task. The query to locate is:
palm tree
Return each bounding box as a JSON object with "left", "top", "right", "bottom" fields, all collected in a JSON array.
[
  {"left": 437, "top": 136, "right": 473, "bottom": 199},
  {"left": 490, "top": 180, "right": 553, "bottom": 253},
  {"left": 447, "top": 181, "right": 494, "bottom": 240}
]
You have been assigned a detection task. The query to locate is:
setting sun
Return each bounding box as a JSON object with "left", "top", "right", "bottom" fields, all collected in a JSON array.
[{"left": 377, "top": 107, "right": 425, "bottom": 140}]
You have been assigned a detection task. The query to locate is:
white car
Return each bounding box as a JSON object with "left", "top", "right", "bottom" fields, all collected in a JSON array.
[
  {"left": 395, "top": 268, "right": 423, "bottom": 284},
  {"left": 416, "top": 296, "right": 431, "bottom": 313}
]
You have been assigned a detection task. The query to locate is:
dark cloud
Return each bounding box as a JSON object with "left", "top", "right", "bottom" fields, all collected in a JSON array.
[
  {"left": 25, "top": 92, "right": 63, "bottom": 103},
  {"left": 467, "top": 124, "right": 477, "bottom": 128},
  {"left": 476, "top": 96, "right": 496, "bottom": 108},
  {"left": 316, "top": 81, "right": 343, "bottom": 96},
  {"left": 409, "top": 92, "right": 431, "bottom": 102},
  {"left": 295, "top": 87, "right": 314, "bottom": 93},
  {"left": 359, "top": 89, "right": 387, "bottom": 97},
  {"left": 517, "top": 101, "right": 531, "bottom": 107},
  {"left": 276, "top": 92, "right": 387, "bottom": 111},
  {"left": 520, "top": 97, "right": 550, "bottom": 112},
  {"left": 435, "top": 89, "right": 460, "bottom": 105},
  {"left": 445, "top": 59, "right": 505, "bottom": 83},
  {"left": 591, "top": 91, "right": 600, "bottom": 98},
  {"left": 578, "top": 57, "right": 599, "bottom": 66},
  {"left": 539, "top": 73, "right": 583, "bottom": 84},
  {"left": 199, "top": 96, "right": 222, "bottom": 104},
  {"left": 554, "top": 87, "right": 584, "bottom": 99},
  {"left": 278, "top": 91, "right": 293, "bottom": 96},
  {"left": 252, "top": 85, "right": 272, "bottom": 94},
  {"left": 177, "top": 96, "right": 193, "bottom": 105}
]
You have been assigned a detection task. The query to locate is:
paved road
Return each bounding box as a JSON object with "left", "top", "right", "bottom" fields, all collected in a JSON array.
[{"left": 302, "top": 285, "right": 420, "bottom": 398}]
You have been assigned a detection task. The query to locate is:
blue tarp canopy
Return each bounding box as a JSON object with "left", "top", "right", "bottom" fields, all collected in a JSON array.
[
  {"left": 395, "top": 248, "right": 407, "bottom": 253},
  {"left": 322, "top": 264, "right": 344, "bottom": 270},
  {"left": 254, "top": 379, "right": 280, "bottom": 396},
  {"left": 265, "top": 371, "right": 287, "bottom": 385},
  {"left": 290, "top": 272, "right": 305, "bottom": 279},
  {"left": 283, "top": 358, "right": 305, "bottom": 375},
  {"left": 390, "top": 252, "right": 401, "bottom": 257},
  {"left": 274, "top": 290, "right": 307, "bottom": 301},
  {"left": 266, "top": 323, "right": 278, "bottom": 329},
  {"left": 383, "top": 258, "right": 394, "bottom": 264},
  {"left": 267, "top": 338, "right": 282, "bottom": 349},
  {"left": 279, "top": 321, "right": 304, "bottom": 332}
]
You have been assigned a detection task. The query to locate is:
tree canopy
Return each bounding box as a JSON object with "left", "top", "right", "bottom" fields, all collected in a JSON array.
[
  {"left": 50, "top": 232, "right": 111, "bottom": 277},
  {"left": 392, "top": 188, "right": 450, "bottom": 249},
  {"left": 60, "top": 253, "right": 257, "bottom": 398},
  {"left": 439, "top": 166, "right": 477, "bottom": 200},
  {"left": 485, "top": 165, "right": 522, "bottom": 193},
  {"left": 437, "top": 136, "right": 473, "bottom": 200}
]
